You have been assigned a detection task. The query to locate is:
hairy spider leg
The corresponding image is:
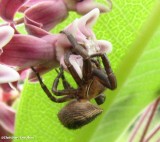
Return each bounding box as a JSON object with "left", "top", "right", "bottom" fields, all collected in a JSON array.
[
  {"left": 91, "top": 53, "right": 117, "bottom": 90},
  {"left": 90, "top": 58, "right": 101, "bottom": 69},
  {"left": 55, "top": 68, "right": 73, "bottom": 90},
  {"left": 62, "top": 32, "right": 116, "bottom": 104},
  {"left": 64, "top": 50, "right": 107, "bottom": 105},
  {"left": 62, "top": 32, "right": 111, "bottom": 105},
  {"left": 61, "top": 31, "right": 88, "bottom": 58},
  {"left": 90, "top": 54, "right": 116, "bottom": 104},
  {"left": 62, "top": 31, "right": 93, "bottom": 80},
  {"left": 52, "top": 68, "right": 77, "bottom": 96},
  {"left": 31, "top": 67, "right": 75, "bottom": 103},
  {"left": 62, "top": 31, "right": 116, "bottom": 90}
]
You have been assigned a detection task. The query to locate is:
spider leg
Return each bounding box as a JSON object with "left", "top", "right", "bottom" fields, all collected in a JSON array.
[
  {"left": 91, "top": 53, "right": 117, "bottom": 90},
  {"left": 61, "top": 32, "right": 115, "bottom": 105},
  {"left": 52, "top": 67, "right": 78, "bottom": 96},
  {"left": 62, "top": 31, "right": 92, "bottom": 80},
  {"left": 91, "top": 58, "right": 101, "bottom": 69},
  {"left": 99, "top": 54, "right": 117, "bottom": 90},
  {"left": 61, "top": 31, "right": 88, "bottom": 59},
  {"left": 92, "top": 68, "right": 112, "bottom": 89},
  {"left": 55, "top": 68, "right": 73, "bottom": 89},
  {"left": 82, "top": 56, "right": 92, "bottom": 81},
  {"left": 64, "top": 51, "right": 106, "bottom": 105},
  {"left": 31, "top": 67, "right": 75, "bottom": 103}
]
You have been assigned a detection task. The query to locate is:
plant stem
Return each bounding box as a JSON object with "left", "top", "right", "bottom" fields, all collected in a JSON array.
[
  {"left": 128, "top": 103, "right": 153, "bottom": 142},
  {"left": 140, "top": 97, "right": 160, "bottom": 142},
  {"left": 0, "top": 17, "right": 24, "bottom": 27},
  {"left": 156, "top": 138, "right": 160, "bottom": 142},
  {"left": 144, "top": 124, "right": 160, "bottom": 142},
  {"left": 14, "top": 17, "right": 24, "bottom": 25}
]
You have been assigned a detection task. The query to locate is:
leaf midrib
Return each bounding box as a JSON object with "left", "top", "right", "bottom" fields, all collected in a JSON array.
[{"left": 75, "top": 1, "right": 160, "bottom": 142}]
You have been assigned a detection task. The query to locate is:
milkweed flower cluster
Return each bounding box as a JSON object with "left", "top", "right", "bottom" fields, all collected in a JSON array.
[
  {"left": 0, "top": 0, "right": 113, "bottom": 137},
  {"left": 0, "top": 0, "right": 112, "bottom": 80}
]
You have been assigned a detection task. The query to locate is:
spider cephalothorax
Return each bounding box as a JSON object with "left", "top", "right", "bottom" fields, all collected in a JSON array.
[{"left": 31, "top": 32, "right": 116, "bottom": 129}]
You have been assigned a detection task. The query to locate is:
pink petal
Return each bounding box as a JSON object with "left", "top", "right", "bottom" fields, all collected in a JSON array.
[
  {"left": 76, "top": 0, "right": 112, "bottom": 14},
  {"left": 41, "top": 34, "right": 65, "bottom": 66},
  {"left": 56, "top": 9, "right": 101, "bottom": 63},
  {"left": 0, "top": 83, "right": 13, "bottom": 93},
  {"left": 19, "top": 0, "right": 54, "bottom": 12},
  {"left": 76, "top": 8, "right": 100, "bottom": 37},
  {"left": 63, "top": 9, "right": 103, "bottom": 55},
  {"left": 0, "top": 102, "right": 15, "bottom": 134},
  {"left": 65, "top": 8, "right": 113, "bottom": 55},
  {"left": 24, "top": 1, "right": 67, "bottom": 31},
  {"left": 18, "top": 69, "right": 30, "bottom": 81},
  {"left": 0, "top": 0, "right": 27, "bottom": 21},
  {"left": 24, "top": 23, "right": 50, "bottom": 37},
  {"left": 55, "top": 33, "right": 73, "bottom": 62},
  {"left": 65, "top": 8, "right": 99, "bottom": 40},
  {"left": 0, "top": 35, "right": 56, "bottom": 69},
  {"left": 0, "top": 85, "right": 19, "bottom": 104},
  {"left": 0, "top": 26, "right": 14, "bottom": 50},
  {"left": 0, "top": 65, "right": 20, "bottom": 84},
  {"left": 28, "top": 62, "right": 57, "bottom": 82}
]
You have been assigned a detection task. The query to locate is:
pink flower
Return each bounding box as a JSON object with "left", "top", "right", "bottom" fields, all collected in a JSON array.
[
  {"left": 0, "top": 9, "right": 112, "bottom": 79},
  {"left": 0, "top": 26, "right": 59, "bottom": 80},
  {"left": 0, "top": 26, "right": 14, "bottom": 51},
  {"left": 28, "top": 8, "right": 112, "bottom": 78},
  {"left": 0, "top": 65, "right": 20, "bottom": 84},
  {"left": 0, "top": 1, "right": 113, "bottom": 138},
  {"left": 20, "top": 0, "right": 112, "bottom": 14},
  {"left": 0, "top": 84, "right": 19, "bottom": 140},
  {"left": 56, "top": 8, "right": 112, "bottom": 77},
  {"left": 0, "top": 26, "right": 20, "bottom": 84},
  {"left": 0, "top": 26, "right": 19, "bottom": 137},
  {"left": 24, "top": 0, "right": 68, "bottom": 32},
  {"left": 0, "top": 26, "right": 20, "bottom": 138},
  {"left": 68, "top": 0, "right": 112, "bottom": 14},
  {"left": 0, "top": 0, "right": 27, "bottom": 21},
  {"left": 0, "top": 32, "right": 23, "bottom": 138},
  {"left": 0, "top": 0, "right": 112, "bottom": 32}
]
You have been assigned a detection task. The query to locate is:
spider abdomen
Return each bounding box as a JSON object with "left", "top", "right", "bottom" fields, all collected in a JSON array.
[{"left": 58, "top": 100, "right": 103, "bottom": 129}]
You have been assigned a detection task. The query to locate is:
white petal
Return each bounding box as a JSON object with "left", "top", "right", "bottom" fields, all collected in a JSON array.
[
  {"left": 0, "top": 26, "right": 14, "bottom": 49},
  {"left": 97, "top": 40, "right": 112, "bottom": 53},
  {"left": 64, "top": 8, "right": 99, "bottom": 38},
  {"left": 69, "top": 55, "right": 83, "bottom": 79},
  {"left": 78, "top": 8, "right": 100, "bottom": 28},
  {"left": 0, "top": 65, "right": 20, "bottom": 84}
]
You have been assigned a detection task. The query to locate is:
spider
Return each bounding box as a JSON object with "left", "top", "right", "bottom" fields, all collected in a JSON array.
[{"left": 31, "top": 32, "right": 117, "bottom": 129}]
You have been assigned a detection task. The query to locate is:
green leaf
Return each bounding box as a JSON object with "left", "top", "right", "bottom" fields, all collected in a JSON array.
[{"left": 14, "top": 0, "right": 160, "bottom": 142}]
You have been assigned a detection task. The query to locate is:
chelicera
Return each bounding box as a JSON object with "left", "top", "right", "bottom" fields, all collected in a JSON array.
[{"left": 31, "top": 32, "right": 117, "bottom": 129}]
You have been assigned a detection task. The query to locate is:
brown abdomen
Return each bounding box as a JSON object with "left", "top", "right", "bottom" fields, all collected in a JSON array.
[{"left": 58, "top": 100, "right": 103, "bottom": 129}]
